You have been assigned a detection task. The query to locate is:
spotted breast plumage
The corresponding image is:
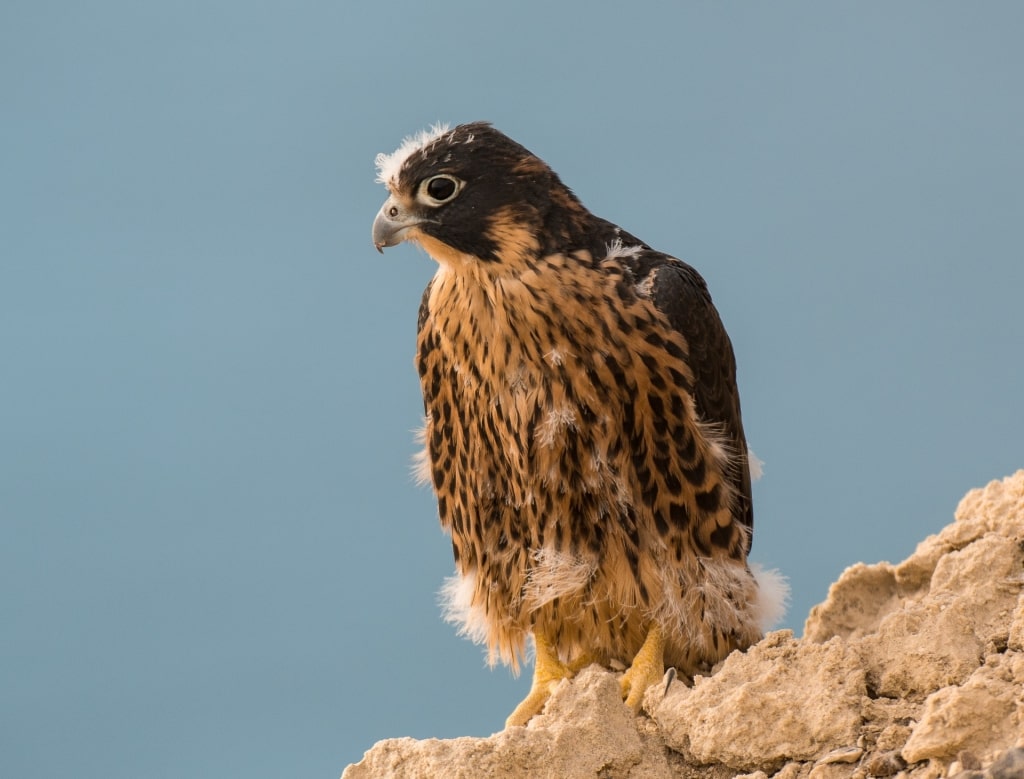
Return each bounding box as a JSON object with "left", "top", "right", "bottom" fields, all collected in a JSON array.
[{"left": 371, "top": 122, "right": 785, "bottom": 726}]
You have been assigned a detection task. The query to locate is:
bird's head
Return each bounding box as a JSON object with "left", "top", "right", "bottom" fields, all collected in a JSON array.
[{"left": 372, "top": 122, "right": 591, "bottom": 268}]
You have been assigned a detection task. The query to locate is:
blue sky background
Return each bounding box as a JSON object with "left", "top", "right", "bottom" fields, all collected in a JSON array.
[{"left": 2, "top": 2, "right": 1022, "bottom": 777}]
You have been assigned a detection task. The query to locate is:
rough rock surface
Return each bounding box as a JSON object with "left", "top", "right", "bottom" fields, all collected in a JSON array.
[{"left": 343, "top": 471, "right": 1024, "bottom": 779}]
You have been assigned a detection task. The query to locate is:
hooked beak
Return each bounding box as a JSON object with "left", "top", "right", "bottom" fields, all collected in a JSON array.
[{"left": 372, "top": 196, "right": 425, "bottom": 253}]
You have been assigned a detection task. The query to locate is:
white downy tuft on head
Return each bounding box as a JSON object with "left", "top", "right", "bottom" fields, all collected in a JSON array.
[
  {"left": 750, "top": 563, "right": 790, "bottom": 631},
  {"left": 375, "top": 123, "right": 451, "bottom": 185}
]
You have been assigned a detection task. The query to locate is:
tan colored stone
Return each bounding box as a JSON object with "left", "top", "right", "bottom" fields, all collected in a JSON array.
[
  {"left": 772, "top": 763, "right": 809, "bottom": 779},
  {"left": 815, "top": 747, "right": 863, "bottom": 765},
  {"left": 901, "top": 654, "right": 1024, "bottom": 765},
  {"left": 954, "top": 471, "right": 1024, "bottom": 533},
  {"left": 856, "top": 595, "right": 984, "bottom": 697},
  {"left": 804, "top": 562, "right": 903, "bottom": 642},
  {"left": 343, "top": 472, "right": 1024, "bottom": 779},
  {"left": 652, "top": 632, "right": 865, "bottom": 772},
  {"left": 1007, "top": 595, "right": 1024, "bottom": 652},
  {"left": 807, "top": 763, "right": 854, "bottom": 779},
  {"left": 343, "top": 666, "right": 672, "bottom": 779}
]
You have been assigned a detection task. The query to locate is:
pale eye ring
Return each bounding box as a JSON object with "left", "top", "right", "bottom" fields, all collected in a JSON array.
[{"left": 419, "top": 174, "right": 462, "bottom": 205}]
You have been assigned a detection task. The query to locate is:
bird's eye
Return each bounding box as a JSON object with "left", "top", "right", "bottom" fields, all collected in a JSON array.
[{"left": 419, "top": 175, "right": 461, "bottom": 205}]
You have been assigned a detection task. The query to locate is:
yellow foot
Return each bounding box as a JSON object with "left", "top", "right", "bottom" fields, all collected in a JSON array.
[
  {"left": 620, "top": 623, "right": 665, "bottom": 712},
  {"left": 505, "top": 635, "right": 595, "bottom": 727}
]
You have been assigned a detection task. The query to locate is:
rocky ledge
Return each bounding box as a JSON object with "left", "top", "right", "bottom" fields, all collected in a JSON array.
[{"left": 344, "top": 471, "right": 1024, "bottom": 779}]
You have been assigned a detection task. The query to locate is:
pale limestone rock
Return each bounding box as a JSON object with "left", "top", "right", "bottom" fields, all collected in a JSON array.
[
  {"left": 928, "top": 534, "right": 1021, "bottom": 648},
  {"left": 902, "top": 653, "right": 1024, "bottom": 765},
  {"left": 772, "top": 764, "right": 808, "bottom": 779},
  {"left": 816, "top": 747, "right": 864, "bottom": 765},
  {"left": 807, "top": 474, "right": 1024, "bottom": 701},
  {"left": 651, "top": 631, "right": 865, "bottom": 771},
  {"left": 1008, "top": 595, "right": 1024, "bottom": 653},
  {"left": 808, "top": 763, "right": 855, "bottom": 779},
  {"left": 861, "top": 696, "right": 919, "bottom": 751},
  {"left": 804, "top": 562, "right": 904, "bottom": 642},
  {"left": 856, "top": 595, "right": 985, "bottom": 697},
  {"left": 343, "top": 472, "right": 1024, "bottom": 779},
  {"left": 342, "top": 666, "right": 673, "bottom": 779},
  {"left": 955, "top": 471, "right": 1024, "bottom": 533}
]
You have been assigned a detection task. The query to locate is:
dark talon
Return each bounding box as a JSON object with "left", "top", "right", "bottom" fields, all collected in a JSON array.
[{"left": 662, "top": 667, "right": 677, "bottom": 697}]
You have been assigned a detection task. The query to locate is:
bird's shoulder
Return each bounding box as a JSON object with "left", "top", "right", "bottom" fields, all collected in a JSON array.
[
  {"left": 615, "top": 246, "right": 725, "bottom": 359},
  {"left": 621, "top": 246, "right": 739, "bottom": 423}
]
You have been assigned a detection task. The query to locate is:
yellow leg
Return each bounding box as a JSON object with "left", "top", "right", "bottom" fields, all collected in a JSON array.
[
  {"left": 505, "top": 632, "right": 571, "bottom": 727},
  {"left": 566, "top": 651, "right": 598, "bottom": 674},
  {"left": 620, "top": 623, "right": 665, "bottom": 712}
]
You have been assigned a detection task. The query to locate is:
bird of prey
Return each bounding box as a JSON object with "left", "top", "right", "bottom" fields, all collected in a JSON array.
[{"left": 372, "top": 122, "right": 784, "bottom": 727}]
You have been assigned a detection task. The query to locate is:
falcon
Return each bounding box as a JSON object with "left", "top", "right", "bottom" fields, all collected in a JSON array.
[{"left": 371, "top": 122, "right": 784, "bottom": 727}]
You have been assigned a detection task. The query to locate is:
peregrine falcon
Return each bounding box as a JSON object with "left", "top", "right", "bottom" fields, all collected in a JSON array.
[{"left": 372, "top": 122, "right": 784, "bottom": 727}]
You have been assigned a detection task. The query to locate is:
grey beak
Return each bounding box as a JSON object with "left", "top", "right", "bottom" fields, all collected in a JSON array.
[{"left": 372, "top": 196, "right": 424, "bottom": 253}]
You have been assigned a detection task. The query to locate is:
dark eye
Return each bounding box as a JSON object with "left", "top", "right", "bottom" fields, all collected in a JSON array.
[
  {"left": 427, "top": 177, "right": 456, "bottom": 200},
  {"left": 420, "top": 175, "right": 461, "bottom": 204}
]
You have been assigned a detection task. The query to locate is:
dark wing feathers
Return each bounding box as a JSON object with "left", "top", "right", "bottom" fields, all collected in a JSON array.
[{"left": 633, "top": 253, "right": 754, "bottom": 545}]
